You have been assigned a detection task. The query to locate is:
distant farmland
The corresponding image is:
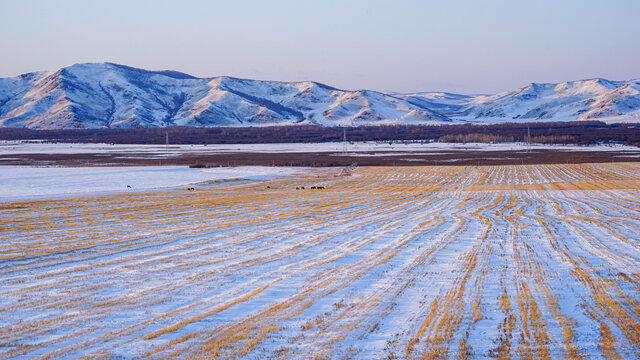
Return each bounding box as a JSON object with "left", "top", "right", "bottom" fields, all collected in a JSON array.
[{"left": 2, "top": 163, "right": 640, "bottom": 358}]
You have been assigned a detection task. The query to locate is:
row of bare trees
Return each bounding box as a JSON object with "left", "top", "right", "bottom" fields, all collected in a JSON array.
[{"left": 0, "top": 121, "right": 638, "bottom": 146}]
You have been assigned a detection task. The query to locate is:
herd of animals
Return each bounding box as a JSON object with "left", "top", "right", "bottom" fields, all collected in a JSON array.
[
  {"left": 124, "top": 185, "right": 327, "bottom": 191},
  {"left": 267, "top": 186, "right": 326, "bottom": 190}
]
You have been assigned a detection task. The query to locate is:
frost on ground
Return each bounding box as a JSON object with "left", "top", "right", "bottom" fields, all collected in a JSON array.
[
  {"left": 0, "top": 166, "right": 305, "bottom": 200},
  {"left": 1, "top": 141, "right": 638, "bottom": 156},
  {"left": 1, "top": 163, "right": 640, "bottom": 359}
]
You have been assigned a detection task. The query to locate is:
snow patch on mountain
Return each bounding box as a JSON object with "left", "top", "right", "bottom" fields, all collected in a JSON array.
[
  {"left": 400, "top": 78, "right": 640, "bottom": 123},
  {"left": 0, "top": 63, "right": 449, "bottom": 129},
  {"left": 1, "top": 64, "right": 639, "bottom": 129}
]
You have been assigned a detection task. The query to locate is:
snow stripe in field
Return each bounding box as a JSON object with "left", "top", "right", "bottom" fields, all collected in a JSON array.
[{"left": 1, "top": 163, "right": 640, "bottom": 358}]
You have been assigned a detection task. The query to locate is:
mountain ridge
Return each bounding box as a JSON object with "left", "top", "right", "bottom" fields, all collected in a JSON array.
[
  {"left": 397, "top": 78, "right": 640, "bottom": 123},
  {"left": 1, "top": 63, "right": 638, "bottom": 129}
]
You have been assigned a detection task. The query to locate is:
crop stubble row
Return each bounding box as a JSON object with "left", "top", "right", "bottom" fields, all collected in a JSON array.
[{"left": 1, "top": 163, "right": 639, "bottom": 359}]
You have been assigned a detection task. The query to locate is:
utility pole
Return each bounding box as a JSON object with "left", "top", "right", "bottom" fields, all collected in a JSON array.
[
  {"left": 527, "top": 126, "right": 531, "bottom": 153},
  {"left": 343, "top": 127, "right": 347, "bottom": 156}
]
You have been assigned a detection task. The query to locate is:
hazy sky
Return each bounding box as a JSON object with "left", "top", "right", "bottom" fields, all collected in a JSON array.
[{"left": 1, "top": 0, "right": 638, "bottom": 94}]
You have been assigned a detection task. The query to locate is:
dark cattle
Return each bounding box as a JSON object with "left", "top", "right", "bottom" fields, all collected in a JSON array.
[
  {"left": 296, "top": 187, "right": 299, "bottom": 190},
  {"left": 266, "top": 186, "right": 271, "bottom": 189},
  {"left": 317, "top": 186, "right": 325, "bottom": 189},
  {"left": 301, "top": 186, "right": 305, "bottom": 189},
  {"left": 127, "top": 185, "right": 131, "bottom": 188},
  {"left": 311, "top": 186, "right": 316, "bottom": 189}
]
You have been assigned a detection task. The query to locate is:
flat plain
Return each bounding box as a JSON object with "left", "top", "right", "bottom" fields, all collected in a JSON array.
[
  {"left": 2, "top": 141, "right": 640, "bottom": 167},
  {"left": 2, "top": 162, "right": 640, "bottom": 359}
]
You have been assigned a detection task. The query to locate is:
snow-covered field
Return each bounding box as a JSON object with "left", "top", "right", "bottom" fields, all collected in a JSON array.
[
  {"left": 0, "top": 166, "right": 306, "bottom": 201},
  {"left": 1, "top": 140, "right": 638, "bottom": 156},
  {"left": 2, "top": 163, "right": 640, "bottom": 358}
]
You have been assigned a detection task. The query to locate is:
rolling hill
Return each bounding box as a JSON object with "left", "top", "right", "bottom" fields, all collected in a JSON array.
[{"left": 1, "top": 63, "right": 638, "bottom": 129}]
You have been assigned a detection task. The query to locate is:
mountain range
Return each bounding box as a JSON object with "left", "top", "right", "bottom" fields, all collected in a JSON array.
[{"left": 0, "top": 63, "right": 638, "bottom": 129}]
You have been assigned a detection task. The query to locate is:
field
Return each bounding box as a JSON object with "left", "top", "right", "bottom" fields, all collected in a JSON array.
[
  {"left": 2, "top": 141, "right": 640, "bottom": 167},
  {"left": 0, "top": 166, "right": 305, "bottom": 201},
  {"left": 2, "top": 163, "right": 640, "bottom": 358}
]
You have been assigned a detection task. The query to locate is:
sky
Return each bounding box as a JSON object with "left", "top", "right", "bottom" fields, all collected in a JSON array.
[{"left": 1, "top": 0, "right": 639, "bottom": 94}]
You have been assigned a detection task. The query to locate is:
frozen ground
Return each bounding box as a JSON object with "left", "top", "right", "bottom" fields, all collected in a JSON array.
[
  {"left": 0, "top": 141, "right": 638, "bottom": 157},
  {"left": 0, "top": 166, "right": 305, "bottom": 201},
  {"left": 1, "top": 163, "right": 640, "bottom": 359}
]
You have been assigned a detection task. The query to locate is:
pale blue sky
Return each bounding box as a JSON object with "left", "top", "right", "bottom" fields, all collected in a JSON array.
[{"left": 1, "top": 0, "right": 638, "bottom": 93}]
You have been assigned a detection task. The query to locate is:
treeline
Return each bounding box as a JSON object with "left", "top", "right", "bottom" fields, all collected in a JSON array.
[
  {"left": 0, "top": 121, "right": 638, "bottom": 146},
  {"left": 438, "top": 133, "right": 577, "bottom": 144}
]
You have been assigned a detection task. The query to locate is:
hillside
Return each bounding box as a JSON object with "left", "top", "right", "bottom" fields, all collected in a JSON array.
[
  {"left": 1, "top": 63, "right": 639, "bottom": 129},
  {"left": 397, "top": 78, "right": 640, "bottom": 123},
  {"left": 0, "top": 63, "right": 449, "bottom": 129}
]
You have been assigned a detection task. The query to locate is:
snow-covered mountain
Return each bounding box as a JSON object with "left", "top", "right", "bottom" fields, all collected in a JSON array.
[
  {"left": 0, "top": 63, "right": 449, "bottom": 129},
  {"left": 1, "top": 63, "right": 638, "bottom": 129},
  {"left": 397, "top": 78, "right": 640, "bottom": 123}
]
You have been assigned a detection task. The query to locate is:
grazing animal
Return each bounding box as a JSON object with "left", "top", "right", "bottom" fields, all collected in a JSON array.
[
  {"left": 311, "top": 186, "right": 316, "bottom": 189},
  {"left": 317, "top": 186, "right": 325, "bottom": 189},
  {"left": 127, "top": 185, "right": 131, "bottom": 188},
  {"left": 266, "top": 186, "right": 271, "bottom": 189},
  {"left": 301, "top": 186, "right": 305, "bottom": 189},
  {"left": 296, "top": 187, "right": 299, "bottom": 190}
]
